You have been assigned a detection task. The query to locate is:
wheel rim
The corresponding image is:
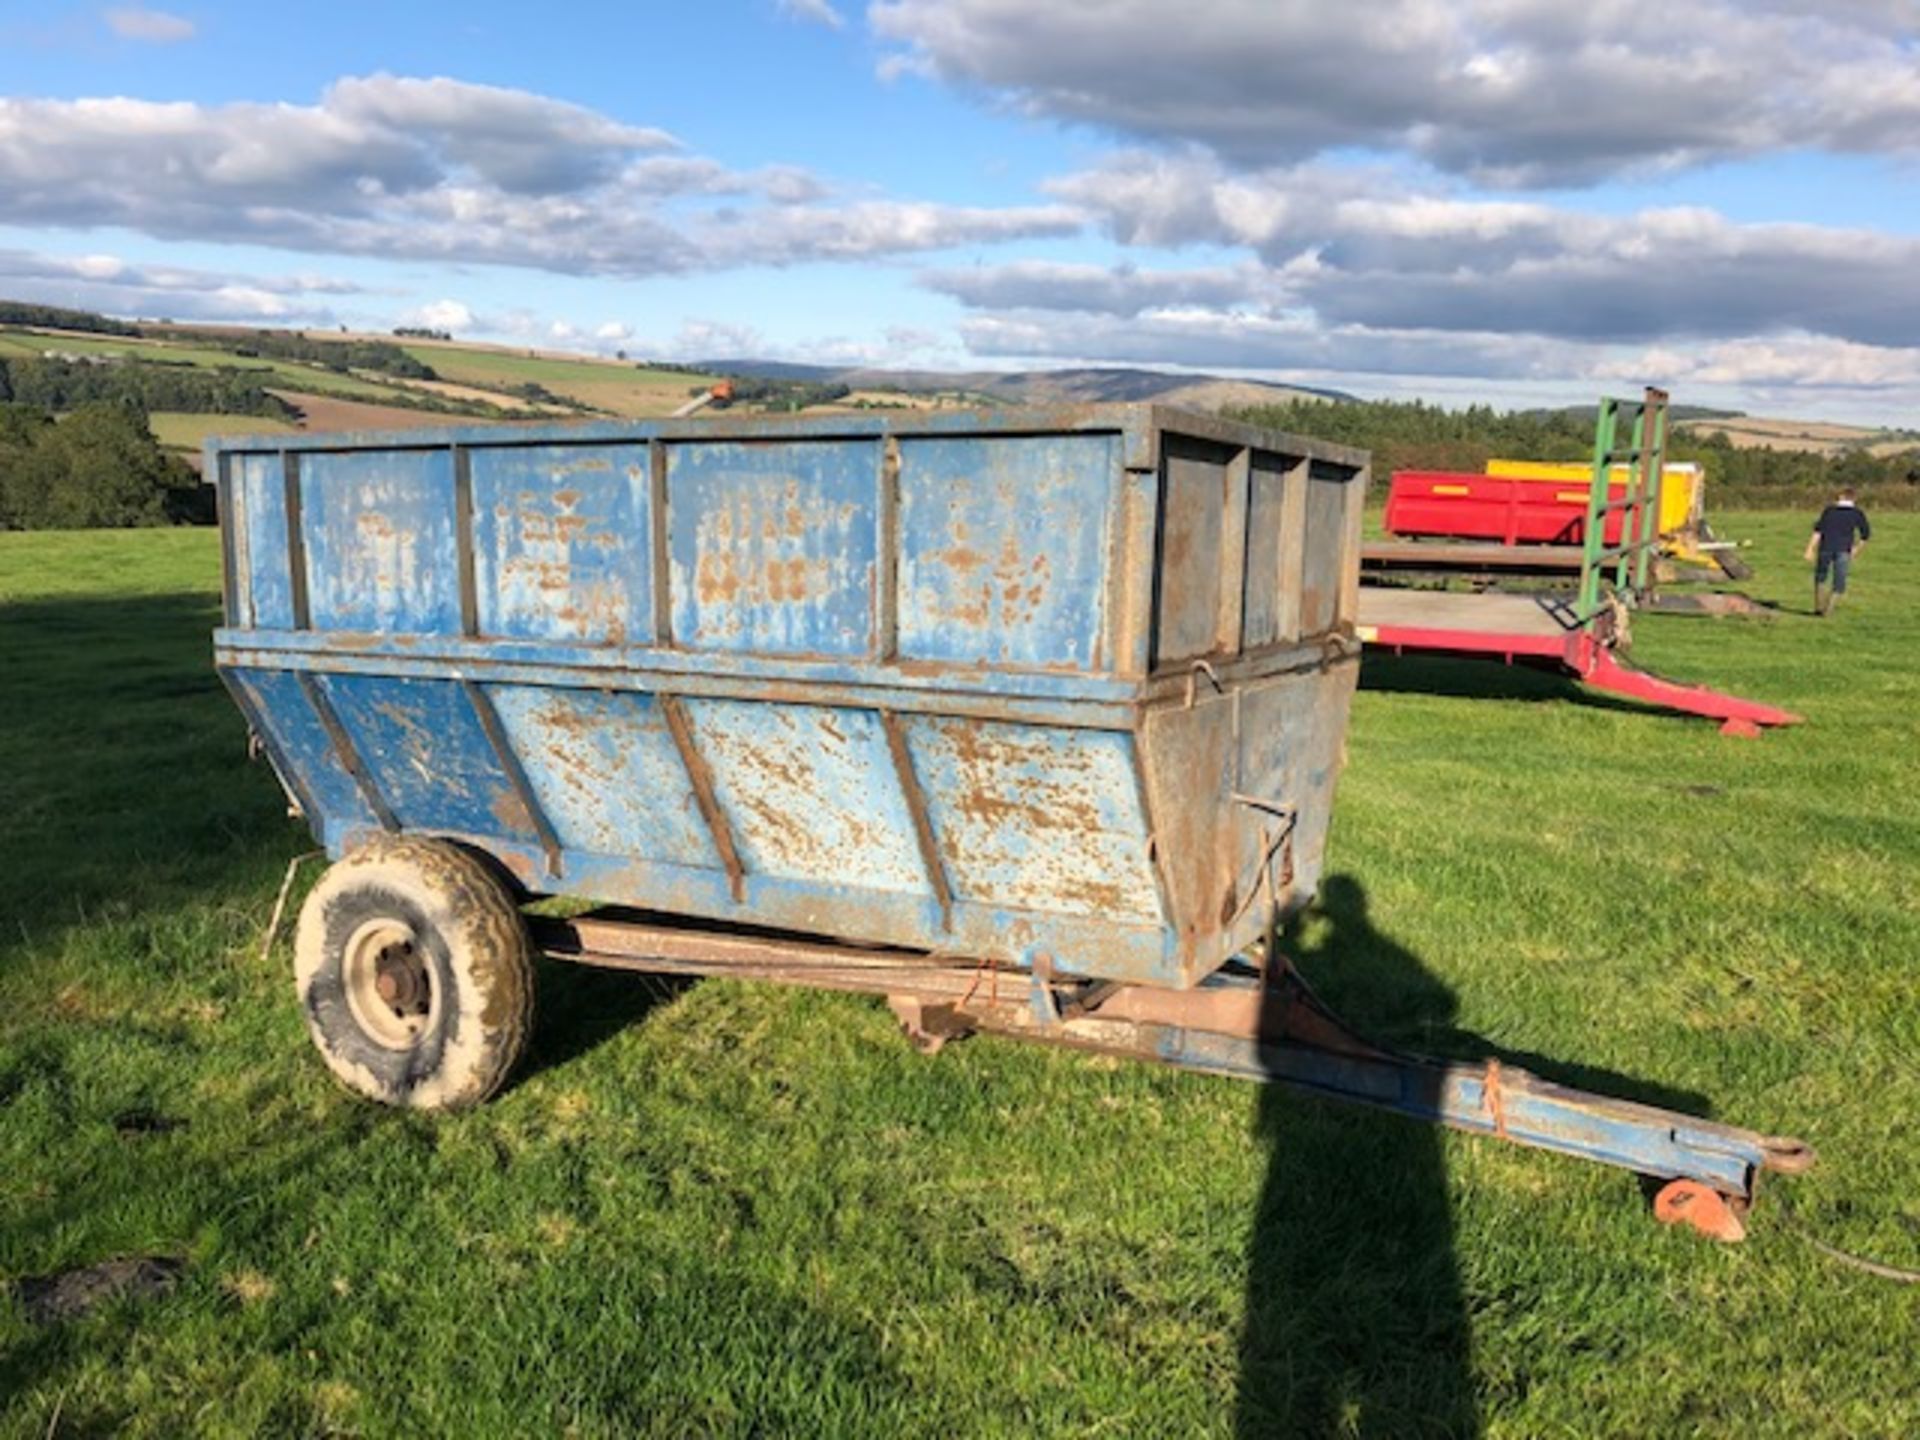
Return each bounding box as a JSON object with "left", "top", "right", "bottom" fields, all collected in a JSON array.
[{"left": 341, "top": 918, "right": 435, "bottom": 1049}]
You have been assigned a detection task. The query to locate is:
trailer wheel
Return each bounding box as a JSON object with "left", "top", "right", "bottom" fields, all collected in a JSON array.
[{"left": 293, "top": 836, "right": 533, "bottom": 1109}]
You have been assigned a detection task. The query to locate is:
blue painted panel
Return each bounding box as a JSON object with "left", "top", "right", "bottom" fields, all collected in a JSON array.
[
  {"left": 316, "top": 672, "right": 536, "bottom": 842},
  {"left": 228, "top": 666, "right": 374, "bottom": 833},
  {"left": 469, "top": 443, "right": 653, "bottom": 646},
  {"left": 684, "top": 699, "right": 926, "bottom": 893},
  {"left": 485, "top": 683, "right": 715, "bottom": 867},
  {"left": 235, "top": 454, "right": 294, "bottom": 629},
  {"left": 301, "top": 450, "right": 461, "bottom": 634},
  {"left": 905, "top": 716, "right": 1161, "bottom": 922},
  {"left": 897, "top": 434, "right": 1116, "bottom": 670},
  {"left": 667, "top": 440, "right": 876, "bottom": 656}
]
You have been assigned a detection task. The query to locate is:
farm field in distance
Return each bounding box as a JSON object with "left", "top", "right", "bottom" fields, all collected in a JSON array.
[
  {"left": 0, "top": 321, "right": 728, "bottom": 430},
  {"left": 1, "top": 513, "right": 1916, "bottom": 1437},
  {"left": 1677, "top": 412, "right": 1920, "bottom": 457},
  {"left": 388, "top": 338, "right": 724, "bottom": 416}
]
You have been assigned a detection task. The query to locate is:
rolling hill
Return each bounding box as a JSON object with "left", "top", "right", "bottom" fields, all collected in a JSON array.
[{"left": 701, "top": 359, "right": 1353, "bottom": 410}]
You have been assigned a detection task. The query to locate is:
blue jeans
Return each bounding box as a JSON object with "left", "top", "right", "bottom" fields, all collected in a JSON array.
[{"left": 1816, "top": 550, "right": 1852, "bottom": 593}]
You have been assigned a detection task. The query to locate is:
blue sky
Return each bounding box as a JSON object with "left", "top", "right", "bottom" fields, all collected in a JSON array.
[{"left": 3, "top": 0, "right": 1920, "bottom": 421}]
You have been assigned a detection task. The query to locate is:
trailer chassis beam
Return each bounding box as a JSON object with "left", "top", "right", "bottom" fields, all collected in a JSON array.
[{"left": 532, "top": 912, "right": 1813, "bottom": 1239}]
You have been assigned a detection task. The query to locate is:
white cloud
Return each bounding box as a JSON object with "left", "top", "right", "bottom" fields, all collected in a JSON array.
[
  {"left": 0, "top": 75, "right": 1078, "bottom": 277},
  {"left": 921, "top": 258, "right": 1279, "bottom": 316},
  {"left": 402, "top": 299, "right": 474, "bottom": 332},
  {"left": 1601, "top": 335, "right": 1920, "bottom": 391},
  {"left": 1027, "top": 152, "right": 1920, "bottom": 349},
  {"left": 953, "top": 302, "right": 1920, "bottom": 410},
  {"left": 0, "top": 246, "right": 363, "bottom": 323},
  {"left": 871, "top": 0, "right": 1920, "bottom": 186},
  {"left": 956, "top": 305, "right": 1569, "bottom": 382},
  {"left": 104, "top": 6, "right": 195, "bottom": 43},
  {"left": 778, "top": 0, "right": 845, "bottom": 28}
]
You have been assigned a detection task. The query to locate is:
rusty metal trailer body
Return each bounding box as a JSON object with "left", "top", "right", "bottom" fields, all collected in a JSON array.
[
  {"left": 211, "top": 405, "right": 1809, "bottom": 1240},
  {"left": 214, "top": 406, "right": 1364, "bottom": 991}
]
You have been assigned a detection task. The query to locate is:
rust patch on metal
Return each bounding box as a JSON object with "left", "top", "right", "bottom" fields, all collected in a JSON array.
[
  {"left": 929, "top": 716, "right": 1148, "bottom": 919},
  {"left": 1484, "top": 1058, "right": 1508, "bottom": 1140}
]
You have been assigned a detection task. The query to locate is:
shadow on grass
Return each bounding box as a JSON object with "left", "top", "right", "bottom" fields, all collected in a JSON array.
[
  {"left": 0, "top": 590, "right": 292, "bottom": 960},
  {"left": 1238, "top": 875, "right": 1711, "bottom": 1438},
  {"left": 518, "top": 958, "right": 692, "bottom": 1088},
  {"left": 1360, "top": 650, "right": 1655, "bottom": 716}
]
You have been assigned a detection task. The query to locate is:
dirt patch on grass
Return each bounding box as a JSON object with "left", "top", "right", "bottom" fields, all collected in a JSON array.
[{"left": 13, "top": 1256, "right": 184, "bottom": 1325}]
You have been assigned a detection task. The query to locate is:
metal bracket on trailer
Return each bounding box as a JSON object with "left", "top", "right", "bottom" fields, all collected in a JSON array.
[{"left": 532, "top": 912, "right": 1814, "bottom": 1241}]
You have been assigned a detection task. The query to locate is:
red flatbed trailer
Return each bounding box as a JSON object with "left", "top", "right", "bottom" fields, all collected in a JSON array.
[
  {"left": 1358, "top": 391, "right": 1797, "bottom": 735},
  {"left": 1354, "top": 589, "right": 1799, "bottom": 734}
]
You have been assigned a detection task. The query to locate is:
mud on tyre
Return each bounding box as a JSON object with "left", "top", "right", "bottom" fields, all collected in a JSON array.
[{"left": 293, "top": 836, "right": 533, "bottom": 1109}]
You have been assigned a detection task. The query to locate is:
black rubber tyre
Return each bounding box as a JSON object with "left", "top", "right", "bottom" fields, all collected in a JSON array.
[{"left": 293, "top": 836, "right": 533, "bottom": 1109}]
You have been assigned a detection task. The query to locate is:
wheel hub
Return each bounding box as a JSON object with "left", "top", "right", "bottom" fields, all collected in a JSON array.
[{"left": 342, "top": 919, "right": 434, "bottom": 1049}]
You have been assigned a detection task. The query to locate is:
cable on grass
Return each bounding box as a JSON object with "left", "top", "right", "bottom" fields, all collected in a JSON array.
[
  {"left": 1777, "top": 1189, "right": 1920, "bottom": 1285},
  {"left": 257, "top": 850, "right": 324, "bottom": 965}
]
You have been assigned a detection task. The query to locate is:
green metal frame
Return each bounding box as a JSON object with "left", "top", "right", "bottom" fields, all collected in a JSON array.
[{"left": 1576, "top": 387, "right": 1669, "bottom": 629}]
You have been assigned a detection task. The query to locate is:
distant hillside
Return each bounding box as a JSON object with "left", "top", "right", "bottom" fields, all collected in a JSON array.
[
  {"left": 700, "top": 360, "right": 1354, "bottom": 411},
  {"left": 1675, "top": 414, "right": 1920, "bottom": 458}
]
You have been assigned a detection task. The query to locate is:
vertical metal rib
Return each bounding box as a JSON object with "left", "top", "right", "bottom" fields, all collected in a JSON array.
[
  {"left": 282, "top": 450, "right": 310, "bottom": 629},
  {"left": 297, "top": 672, "right": 396, "bottom": 831},
  {"left": 215, "top": 452, "right": 240, "bottom": 626},
  {"left": 649, "top": 440, "right": 673, "bottom": 645},
  {"left": 1216, "top": 446, "right": 1251, "bottom": 655},
  {"left": 1276, "top": 457, "right": 1309, "bottom": 643},
  {"left": 659, "top": 693, "right": 745, "bottom": 902},
  {"left": 461, "top": 678, "right": 562, "bottom": 880},
  {"left": 874, "top": 435, "right": 901, "bottom": 661},
  {"left": 881, "top": 709, "right": 952, "bottom": 931},
  {"left": 452, "top": 446, "right": 479, "bottom": 637}
]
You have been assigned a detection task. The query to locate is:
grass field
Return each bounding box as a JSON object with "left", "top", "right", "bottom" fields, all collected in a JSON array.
[
  {"left": 393, "top": 344, "right": 723, "bottom": 417},
  {"left": 0, "top": 327, "right": 412, "bottom": 404},
  {"left": 1, "top": 514, "right": 1916, "bottom": 1437},
  {"left": 146, "top": 412, "right": 299, "bottom": 453},
  {"left": 6, "top": 324, "right": 717, "bottom": 421}
]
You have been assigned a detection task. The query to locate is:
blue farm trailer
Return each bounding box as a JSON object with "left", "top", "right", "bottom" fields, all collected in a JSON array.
[{"left": 210, "top": 405, "right": 1809, "bottom": 1241}]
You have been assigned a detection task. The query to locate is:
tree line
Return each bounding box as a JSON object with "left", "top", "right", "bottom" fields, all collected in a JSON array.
[
  {"left": 0, "top": 300, "right": 140, "bottom": 336},
  {"left": 0, "top": 401, "right": 200, "bottom": 529},
  {"left": 1233, "top": 398, "right": 1920, "bottom": 507},
  {"left": 143, "top": 327, "right": 440, "bottom": 381},
  {"left": 0, "top": 356, "right": 296, "bottom": 419}
]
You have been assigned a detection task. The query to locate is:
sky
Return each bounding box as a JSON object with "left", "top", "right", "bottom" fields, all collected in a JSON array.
[{"left": 3, "top": 0, "right": 1920, "bottom": 421}]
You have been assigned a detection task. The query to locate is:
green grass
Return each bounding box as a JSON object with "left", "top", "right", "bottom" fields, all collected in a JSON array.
[
  {"left": 147, "top": 412, "right": 298, "bottom": 451},
  {"left": 396, "top": 345, "right": 721, "bottom": 416},
  {"left": 2, "top": 515, "right": 1916, "bottom": 1437}
]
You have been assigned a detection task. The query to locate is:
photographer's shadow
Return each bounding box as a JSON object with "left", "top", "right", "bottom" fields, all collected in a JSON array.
[
  {"left": 1237, "top": 875, "right": 1476, "bottom": 1437},
  {"left": 1237, "top": 874, "right": 1715, "bottom": 1436}
]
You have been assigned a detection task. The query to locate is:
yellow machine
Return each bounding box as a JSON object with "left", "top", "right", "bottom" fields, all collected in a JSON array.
[{"left": 1484, "top": 459, "right": 1724, "bottom": 568}]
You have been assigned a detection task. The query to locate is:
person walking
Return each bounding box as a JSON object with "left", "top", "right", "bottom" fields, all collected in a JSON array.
[{"left": 1805, "top": 488, "right": 1871, "bottom": 615}]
